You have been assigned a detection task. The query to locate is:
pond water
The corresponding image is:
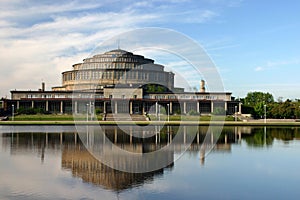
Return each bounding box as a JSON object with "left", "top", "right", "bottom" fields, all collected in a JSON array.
[{"left": 1, "top": 125, "right": 300, "bottom": 200}]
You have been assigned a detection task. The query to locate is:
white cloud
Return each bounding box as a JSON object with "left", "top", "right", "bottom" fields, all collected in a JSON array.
[
  {"left": 254, "top": 59, "right": 300, "bottom": 72},
  {"left": 183, "top": 10, "right": 219, "bottom": 23},
  {"left": 255, "top": 66, "right": 263, "bottom": 71},
  {"left": 0, "top": 10, "right": 161, "bottom": 97},
  {"left": 0, "top": 0, "right": 103, "bottom": 19},
  {"left": 0, "top": 0, "right": 228, "bottom": 97}
]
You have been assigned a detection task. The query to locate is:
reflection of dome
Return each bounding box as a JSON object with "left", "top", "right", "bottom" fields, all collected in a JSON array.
[
  {"left": 55, "top": 49, "right": 174, "bottom": 91},
  {"left": 61, "top": 143, "right": 173, "bottom": 192}
]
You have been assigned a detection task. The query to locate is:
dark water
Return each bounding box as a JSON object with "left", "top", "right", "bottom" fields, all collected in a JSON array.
[{"left": 1, "top": 125, "right": 300, "bottom": 200}]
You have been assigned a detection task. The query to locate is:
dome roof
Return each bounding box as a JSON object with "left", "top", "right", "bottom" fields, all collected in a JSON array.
[{"left": 105, "top": 49, "right": 129, "bottom": 55}]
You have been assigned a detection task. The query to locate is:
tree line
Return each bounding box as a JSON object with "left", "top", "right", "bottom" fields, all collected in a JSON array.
[{"left": 241, "top": 92, "right": 300, "bottom": 119}]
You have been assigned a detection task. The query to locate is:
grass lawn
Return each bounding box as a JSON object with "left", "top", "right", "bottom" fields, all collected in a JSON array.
[
  {"left": 147, "top": 114, "right": 236, "bottom": 121},
  {"left": 11, "top": 114, "right": 104, "bottom": 121}
]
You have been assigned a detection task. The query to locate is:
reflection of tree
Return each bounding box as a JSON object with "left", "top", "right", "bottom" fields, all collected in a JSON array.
[
  {"left": 244, "top": 127, "right": 298, "bottom": 147},
  {"left": 269, "top": 128, "right": 295, "bottom": 141},
  {"left": 244, "top": 128, "right": 273, "bottom": 147}
]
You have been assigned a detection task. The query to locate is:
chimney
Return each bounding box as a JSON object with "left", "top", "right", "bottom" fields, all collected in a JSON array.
[
  {"left": 42, "top": 82, "right": 45, "bottom": 92},
  {"left": 200, "top": 80, "right": 205, "bottom": 93}
]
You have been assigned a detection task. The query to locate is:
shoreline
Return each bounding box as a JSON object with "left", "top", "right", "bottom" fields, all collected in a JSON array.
[{"left": 1, "top": 120, "right": 300, "bottom": 126}]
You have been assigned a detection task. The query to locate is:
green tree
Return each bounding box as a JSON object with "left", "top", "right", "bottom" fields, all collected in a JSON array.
[{"left": 244, "top": 92, "right": 274, "bottom": 118}]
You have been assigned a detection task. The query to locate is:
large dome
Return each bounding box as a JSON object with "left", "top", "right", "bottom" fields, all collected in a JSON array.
[{"left": 53, "top": 49, "right": 174, "bottom": 91}]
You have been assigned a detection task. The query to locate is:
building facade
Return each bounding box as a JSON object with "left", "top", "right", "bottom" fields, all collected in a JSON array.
[{"left": 1, "top": 49, "right": 241, "bottom": 116}]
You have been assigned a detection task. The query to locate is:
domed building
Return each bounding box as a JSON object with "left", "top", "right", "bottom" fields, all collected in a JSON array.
[
  {"left": 53, "top": 49, "right": 174, "bottom": 91},
  {"left": 2, "top": 49, "right": 241, "bottom": 117}
]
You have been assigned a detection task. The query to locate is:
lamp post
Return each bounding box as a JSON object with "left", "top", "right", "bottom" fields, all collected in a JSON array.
[
  {"left": 264, "top": 104, "right": 267, "bottom": 123},
  {"left": 167, "top": 104, "right": 170, "bottom": 122},
  {"left": 86, "top": 103, "right": 89, "bottom": 122},
  {"left": 12, "top": 104, "right": 14, "bottom": 121}
]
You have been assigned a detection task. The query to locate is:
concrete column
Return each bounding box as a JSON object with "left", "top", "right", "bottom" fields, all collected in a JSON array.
[
  {"left": 114, "top": 101, "right": 118, "bottom": 114},
  {"left": 46, "top": 101, "right": 49, "bottom": 112},
  {"left": 239, "top": 102, "right": 242, "bottom": 114},
  {"left": 211, "top": 101, "right": 214, "bottom": 113},
  {"left": 183, "top": 102, "right": 187, "bottom": 114},
  {"left": 103, "top": 102, "right": 106, "bottom": 114},
  {"left": 17, "top": 101, "right": 20, "bottom": 110},
  {"left": 170, "top": 102, "right": 173, "bottom": 114},
  {"left": 31, "top": 101, "right": 34, "bottom": 109},
  {"left": 60, "top": 101, "right": 63, "bottom": 114},
  {"left": 197, "top": 101, "right": 200, "bottom": 113},
  {"left": 224, "top": 101, "right": 227, "bottom": 112},
  {"left": 130, "top": 101, "right": 133, "bottom": 114},
  {"left": 74, "top": 101, "right": 77, "bottom": 114},
  {"left": 142, "top": 102, "right": 145, "bottom": 114},
  {"left": 155, "top": 102, "right": 158, "bottom": 117}
]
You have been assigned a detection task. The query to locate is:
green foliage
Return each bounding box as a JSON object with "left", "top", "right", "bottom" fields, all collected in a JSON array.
[
  {"left": 244, "top": 128, "right": 273, "bottom": 147},
  {"left": 145, "top": 84, "right": 168, "bottom": 93},
  {"left": 212, "top": 107, "right": 226, "bottom": 115},
  {"left": 244, "top": 92, "right": 274, "bottom": 107},
  {"left": 17, "top": 107, "right": 50, "bottom": 115},
  {"left": 156, "top": 86, "right": 165, "bottom": 92},
  {"left": 188, "top": 109, "right": 199, "bottom": 116},
  {"left": 17, "top": 107, "right": 37, "bottom": 115},
  {"left": 268, "top": 100, "right": 298, "bottom": 119},
  {"left": 160, "top": 106, "right": 166, "bottom": 115},
  {"left": 241, "top": 105, "right": 255, "bottom": 116},
  {"left": 146, "top": 84, "right": 156, "bottom": 92},
  {"left": 174, "top": 109, "right": 181, "bottom": 115},
  {"left": 243, "top": 91, "right": 300, "bottom": 119},
  {"left": 95, "top": 108, "right": 103, "bottom": 115},
  {"left": 244, "top": 92, "right": 274, "bottom": 118},
  {"left": 224, "top": 116, "right": 236, "bottom": 121}
]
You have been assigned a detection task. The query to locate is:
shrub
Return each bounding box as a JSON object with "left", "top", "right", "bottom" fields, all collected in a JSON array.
[
  {"left": 213, "top": 107, "right": 226, "bottom": 115},
  {"left": 188, "top": 109, "right": 200, "bottom": 116},
  {"left": 95, "top": 108, "right": 103, "bottom": 115}
]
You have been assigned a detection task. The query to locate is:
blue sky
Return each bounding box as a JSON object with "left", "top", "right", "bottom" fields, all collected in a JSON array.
[{"left": 0, "top": 0, "right": 299, "bottom": 100}]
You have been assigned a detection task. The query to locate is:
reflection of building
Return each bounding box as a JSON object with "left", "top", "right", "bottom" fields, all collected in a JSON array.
[
  {"left": 1, "top": 130, "right": 175, "bottom": 191},
  {"left": 62, "top": 144, "right": 171, "bottom": 191},
  {"left": 2, "top": 49, "right": 240, "bottom": 116},
  {"left": 1, "top": 126, "right": 253, "bottom": 189}
]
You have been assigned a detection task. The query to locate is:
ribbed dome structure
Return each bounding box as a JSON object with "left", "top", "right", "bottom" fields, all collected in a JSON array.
[{"left": 53, "top": 49, "right": 174, "bottom": 91}]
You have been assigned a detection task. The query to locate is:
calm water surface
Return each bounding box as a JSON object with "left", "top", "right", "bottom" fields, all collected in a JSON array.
[{"left": 1, "top": 125, "right": 300, "bottom": 200}]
